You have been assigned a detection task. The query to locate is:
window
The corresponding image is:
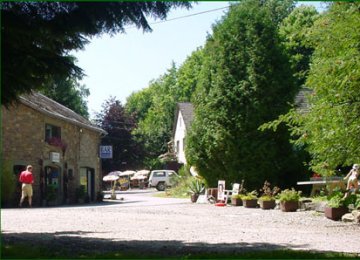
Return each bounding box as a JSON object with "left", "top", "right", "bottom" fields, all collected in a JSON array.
[
  {"left": 176, "top": 141, "right": 180, "bottom": 153},
  {"left": 153, "top": 171, "right": 165, "bottom": 177},
  {"left": 45, "top": 124, "right": 61, "bottom": 141}
]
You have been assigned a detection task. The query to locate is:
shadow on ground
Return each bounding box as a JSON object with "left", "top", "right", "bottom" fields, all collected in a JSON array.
[{"left": 2, "top": 231, "right": 311, "bottom": 258}]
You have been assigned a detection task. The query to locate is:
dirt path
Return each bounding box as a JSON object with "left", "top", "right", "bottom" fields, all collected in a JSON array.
[{"left": 2, "top": 190, "right": 360, "bottom": 257}]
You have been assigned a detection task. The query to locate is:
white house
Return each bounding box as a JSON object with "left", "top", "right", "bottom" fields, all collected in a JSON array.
[{"left": 173, "top": 102, "right": 194, "bottom": 165}]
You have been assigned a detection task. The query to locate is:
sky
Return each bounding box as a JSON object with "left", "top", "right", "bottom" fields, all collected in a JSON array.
[{"left": 73, "top": 1, "right": 325, "bottom": 119}]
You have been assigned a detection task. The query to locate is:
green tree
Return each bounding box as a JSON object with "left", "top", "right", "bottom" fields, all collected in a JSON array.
[
  {"left": 294, "top": 2, "right": 360, "bottom": 174},
  {"left": 133, "top": 64, "right": 178, "bottom": 161},
  {"left": 186, "top": 0, "right": 304, "bottom": 189},
  {"left": 1, "top": 1, "right": 192, "bottom": 106},
  {"left": 279, "top": 5, "right": 319, "bottom": 86},
  {"left": 126, "top": 87, "right": 154, "bottom": 122},
  {"left": 175, "top": 48, "right": 204, "bottom": 102},
  {"left": 125, "top": 49, "right": 204, "bottom": 168},
  {"left": 40, "top": 76, "right": 90, "bottom": 118}
]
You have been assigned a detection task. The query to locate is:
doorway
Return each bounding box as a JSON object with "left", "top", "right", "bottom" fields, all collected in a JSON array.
[
  {"left": 44, "top": 166, "right": 62, "bottom": 204},
  {"left": 80, "top": 167, "right": 95, "bottom": 201}
]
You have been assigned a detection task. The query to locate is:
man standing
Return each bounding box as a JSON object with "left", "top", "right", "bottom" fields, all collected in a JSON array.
[{"left": 19, "top": 165, "right": 34, "bottom": 207}]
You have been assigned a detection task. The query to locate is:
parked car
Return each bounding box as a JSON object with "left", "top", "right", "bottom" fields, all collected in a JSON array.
[{"left": 148, "top": 170, "right": 179, "bottom": 191}]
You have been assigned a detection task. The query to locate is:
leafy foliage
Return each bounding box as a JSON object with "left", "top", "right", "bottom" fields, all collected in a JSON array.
[
  {"left": 263, "top": 3, "right": 360, "bottom": 175},
  {"left": 300, "top": 2, "right": 360, "bottom": 173},
  {"left": 187, "top": 178, "right": 205, "bottom": 195},
  {"left": 40, "top": 75, "right": 90, "bottom": 118},
  {"left": 125, "top": 51, "right": 204, "bottom": 168},
  {"left": 186, "top": 0, "right": 305, "bottom": 189},
  {"left": 278, "top": 188, "right": 301, "bottom": 202},
  {"left": 279, "top": 5, "right": 319, "bottom": 86},
  {"left": 1, "top": 1, "right": 192, "bottom": 106}
]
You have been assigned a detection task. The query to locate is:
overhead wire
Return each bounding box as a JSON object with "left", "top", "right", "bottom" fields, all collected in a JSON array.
[{"left": 125, "top": 5, "right": 231, "bottom": 30}]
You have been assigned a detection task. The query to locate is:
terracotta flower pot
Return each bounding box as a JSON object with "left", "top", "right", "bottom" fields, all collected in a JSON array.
[
  {"left": 190, "top": 194, "right": 199, "bottom": 203},
  {"left": 231, "top": 197, "right": 243, "bottom": 206},
  {"left": 324, "top": 206, "right": 348, "bottom": 221},
  {"left": 242, "top": 199, "right": 258, "bottom": 208},
  {"left": 259, "top": 199, "right": 276, "bottom": 210},
  {"left": 280, "top": 200, "right": 299, "bottom": 212}
]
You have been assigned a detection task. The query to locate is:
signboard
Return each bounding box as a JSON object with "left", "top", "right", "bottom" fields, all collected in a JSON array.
[
  {"left": 100, "top": 145, "right": 113, "bottom": 159},
  {"left": 217, "top": 180, "right": 225, "bottom": 201},
  {"left": 50, "top": 152, "right": 60, "bottom": 163}
]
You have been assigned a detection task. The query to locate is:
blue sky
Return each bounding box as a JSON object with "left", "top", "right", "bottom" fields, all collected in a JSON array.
[{"left": 73, "top": 1, "right": 325, "bottom": 118}]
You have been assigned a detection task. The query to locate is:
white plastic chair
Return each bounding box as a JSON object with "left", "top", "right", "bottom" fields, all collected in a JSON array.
[{"left": 224, "top": 183, "right": 240, "bottom": 203}]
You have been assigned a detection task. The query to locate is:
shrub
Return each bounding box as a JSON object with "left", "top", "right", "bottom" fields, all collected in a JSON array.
[
  {"left": 278, "top": 188, "right": 301, "bottom": 202},
  {"left": 188, "top": 178, "right": 205, "bottom": 195},
  {"left": 242, "top": 190, "right": 258, "bottom": 200}
]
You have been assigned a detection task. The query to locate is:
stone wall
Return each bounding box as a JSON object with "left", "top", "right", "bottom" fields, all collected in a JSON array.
[{"left": 2, "top": 103, "right": 103, "bottom": 206}]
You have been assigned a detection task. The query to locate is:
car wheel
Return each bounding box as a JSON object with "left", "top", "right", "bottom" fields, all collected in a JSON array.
[{"left": 156, "top": 182, "right": 166, "bottom": 191}]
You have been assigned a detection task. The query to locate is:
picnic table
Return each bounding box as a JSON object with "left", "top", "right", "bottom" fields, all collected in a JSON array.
[{"left": 297, "top": 177, "right": 346, "bottom": 196}]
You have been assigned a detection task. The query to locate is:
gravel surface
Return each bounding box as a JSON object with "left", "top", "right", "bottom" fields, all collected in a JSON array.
[{"left": 2, "top": 189, "right": 360, "bottom": 257}]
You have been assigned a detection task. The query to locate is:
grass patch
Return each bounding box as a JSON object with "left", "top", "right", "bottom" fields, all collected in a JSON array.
[{"left": 2, "top": 244, "right": 359, "bottom": 259}]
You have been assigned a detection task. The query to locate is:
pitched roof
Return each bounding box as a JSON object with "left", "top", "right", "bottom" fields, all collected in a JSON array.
[
  {"left": 19, "top": 92, "right": 106, "bottom": 134},
  {"left": 173, "top": 102, "right": 194, "bottom": 137},
  {"left": 178, "top": 102, "right": 194, "bottom": 129},
  {"left": 295, "top": 87, "right": 312, "bottom": 113}
]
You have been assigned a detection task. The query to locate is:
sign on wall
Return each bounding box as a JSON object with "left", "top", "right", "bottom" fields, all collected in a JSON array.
[
  {"left": 50, "top": 152, "right": 60, "bottom": 163},
  {"left": 99, "top": 145, "right": 113, "bottom": 159}
]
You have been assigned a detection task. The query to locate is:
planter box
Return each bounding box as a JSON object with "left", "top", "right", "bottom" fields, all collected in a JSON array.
[
  {"left": 231, "top": 198, "right": 243, "bottom": 206},
  {"left": 325, "top": 206, "right": 348, "bottom": 221},
  {"left": 280, "top": 201, "right": 299, "bottom": 212},
  {"left": 259, "top": 200, "right": 276, "bottom": 210},
  {"left": 242, "top": 199, "right": 258, "bottom": 208}
]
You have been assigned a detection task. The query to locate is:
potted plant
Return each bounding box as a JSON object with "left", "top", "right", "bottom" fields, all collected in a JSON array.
[
  {"left": 324, "top": 189, "right": 348, "bottom": 221},
  {"left": 76, "top": 185, "right": 86, "bottom": 203},
  {"left": 258, "top": 181, "right": 280, "bottom": 210},
  {"left": 278, "top": 188, "right": 301, "bottom": 212},
  {"left": 231, "top": 180, "right": 247, "bottom": 206},
  {"left": 188, "top": 178, "right": 205, "bottom": 203},
  {"left": 242, "top": 190, "right": 258, "bottom": 208},
  {"left": 231, "top": 194, "right": 244, "bottom": 206}
]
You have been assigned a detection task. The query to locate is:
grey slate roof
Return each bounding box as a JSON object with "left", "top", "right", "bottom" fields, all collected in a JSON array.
[
  {"left": 173, "top": 102, "right": 194, "bottom": 136},
  {"left": 19, "top": 92, "right": 106, "bottom": 134},
  {"left": 295, "top": 87, "right": 312, "bottom": 113}
]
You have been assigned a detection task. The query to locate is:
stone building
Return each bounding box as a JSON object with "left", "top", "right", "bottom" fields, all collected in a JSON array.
[{"left": 2, "top": 92, "right": 106, "bottom": 206}]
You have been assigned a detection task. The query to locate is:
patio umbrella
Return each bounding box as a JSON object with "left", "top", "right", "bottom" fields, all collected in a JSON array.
[
  {"left": 102, "top": 171, "right": 122, "bottom": 199},
  {"left": 102, "top": 171, "right": 121, "bottom": 182},
  {"left": 131, "top": 170, "right": 150, "bottom": 180},
  {"left": 136, "top": 169, "right": 150, "bottom": 175},
  {"left": 119, "top": 170, "right": 136, "bottom": 176}
]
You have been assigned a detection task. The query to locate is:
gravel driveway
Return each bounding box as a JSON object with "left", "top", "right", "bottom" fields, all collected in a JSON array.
[{"left": 2, "top": 189, "right": 360, "bottom": 257}]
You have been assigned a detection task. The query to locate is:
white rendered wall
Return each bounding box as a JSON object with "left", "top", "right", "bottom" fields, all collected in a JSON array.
[{"left": 174, "top": 112, "right": 187, "bottom": 164}]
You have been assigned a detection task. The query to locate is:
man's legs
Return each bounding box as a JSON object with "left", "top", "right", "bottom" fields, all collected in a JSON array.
[
  {"left": 19, "top": 195, "right": 25, "bottom": 207},
  {"left": 28, "top": 196, "right": 32, "bottom": 207}
]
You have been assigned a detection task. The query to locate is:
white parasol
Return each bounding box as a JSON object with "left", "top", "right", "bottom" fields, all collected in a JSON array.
[
  {"left": 119, "top": 170, "right": 136, "bottom": 176},
  {"left": 102, "top": 171, "right": 122, "bottom": 182},
  {"left": 131, "top": 170, "right": 150, "bottom": 180}
]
